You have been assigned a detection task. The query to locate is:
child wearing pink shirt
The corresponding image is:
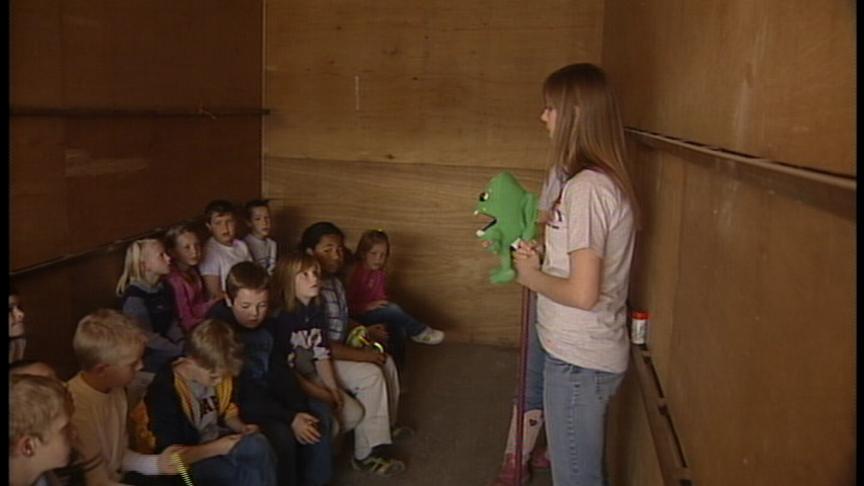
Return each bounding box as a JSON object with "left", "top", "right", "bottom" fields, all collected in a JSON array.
[
  {"left": 346, "top": 230, "right": 444, "bottom": 368},
  {"left": 164, "top": 224, "right": 219, "bottom": 332}
]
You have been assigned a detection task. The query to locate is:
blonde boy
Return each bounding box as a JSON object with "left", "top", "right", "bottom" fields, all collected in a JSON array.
[
  {"left": 67, "top": 309, "right": 183, "bottom": 485},
  {"left": 10, "top": 374, "right": 74, "bottom": 486},
  {"left": 133, "top": 319, "right": 277, "bottom": 485}
]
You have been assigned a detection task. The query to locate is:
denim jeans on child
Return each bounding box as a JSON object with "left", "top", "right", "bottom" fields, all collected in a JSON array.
[
  {"left": 543, "top": 353, "right": 624, "bottom": 486},
  {"left": 189, "top": 432, "right": 277, "bottom": 486},
  {"left": 356, "top": 303, "right": 426, "bottom": 368}
]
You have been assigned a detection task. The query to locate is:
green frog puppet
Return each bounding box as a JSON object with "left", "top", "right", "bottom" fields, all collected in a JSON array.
[{"left": 474, "top": 171, "right": 539, "bottom": 284}]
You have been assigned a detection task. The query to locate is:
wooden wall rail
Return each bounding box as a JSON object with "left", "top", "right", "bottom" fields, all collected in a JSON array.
[
  {"left": 10, "top": 107, "right": 270, "bottom": 118},
  {"left": 631, "top": 344, "right": 693, "bottom": 486},
  {"left": 625, "top": 128, "right": 856, "bottom": 192},
  {"left": 9, "top": 217, "right": 201, "bottom": 277}
]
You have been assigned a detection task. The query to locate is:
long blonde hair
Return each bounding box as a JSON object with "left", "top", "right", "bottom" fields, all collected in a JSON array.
[
  {"left": 271, "top": 253, "right": 321, "bottom": 314},
  {"left": 543, "top": 63, "right": 641, "bottom": 228},
  {"left": 115, "top": 238, "right": 161, "bottom": 296}
]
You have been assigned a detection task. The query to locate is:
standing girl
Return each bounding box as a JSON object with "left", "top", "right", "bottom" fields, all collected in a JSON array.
[
  {"left": 164, "top": 224, "right": 220, "bottom": 332},
  {"left": 511, "top": 63, "right": 639, "bottom": 486},
  {"left": 116, "top": 238, "right": 185, "bottom": 373},
  {"left": 347, "top": 230, "right": 444, "bottom": 367}
]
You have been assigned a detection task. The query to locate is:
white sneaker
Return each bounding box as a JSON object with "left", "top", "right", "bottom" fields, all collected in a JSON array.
[{"left": 410, "top": 327, "right": 444, "bottom": 345}]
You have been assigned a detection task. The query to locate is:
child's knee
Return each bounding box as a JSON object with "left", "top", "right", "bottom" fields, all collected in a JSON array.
[{"left": 235, "top": 432, "right": 275, "bottom": 459}]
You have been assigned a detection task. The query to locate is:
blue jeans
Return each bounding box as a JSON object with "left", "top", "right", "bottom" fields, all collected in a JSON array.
[
  {"left": 302, "top": 399, "right": 335, "bottom": 486},
  {"left": 356, "top": 303, "right": 427, "bottom": 368},
  {"left": 189, "top": 432, "right": 277, "bottom": 486},
  {"left": 543, "top": 354, "right": 624, "bottom": 486}
]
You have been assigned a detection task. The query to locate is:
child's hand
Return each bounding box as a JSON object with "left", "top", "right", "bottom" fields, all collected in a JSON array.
[
  {"left": 362, "top": 349, "right": 387, "bottom": 366},
  {"left": 291, "top": 413, "right": 322, "bottom": 444},
  {"left": 212, "top": 434, "right": 243, "bottom": 456},
  {"left": 366, "top": 324, "right": 389, "bottom": 343},
  {"left": 157, "top": 444, "right": 188, "bottom": 474},
  {"left": 241, "top": 424, "right": 259, "bottom": 435},
  {"left": 513, "top": 240, "right": 542, "bottom": 284},
  {"left": 328, "top": 388, "right": 344, "bottom": 411},
  {"left": 365, "top": 300, "right": 388, "bottom": 311}
]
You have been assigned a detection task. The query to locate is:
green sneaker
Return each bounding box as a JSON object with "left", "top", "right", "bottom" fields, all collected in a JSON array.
[{"left": 351, "top": 453, "right": 406, "bottom": 477}]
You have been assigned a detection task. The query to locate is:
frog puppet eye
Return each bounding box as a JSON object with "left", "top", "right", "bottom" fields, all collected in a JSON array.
[{"left": 478, "top": 192, "right": 489, "bottom": 202}]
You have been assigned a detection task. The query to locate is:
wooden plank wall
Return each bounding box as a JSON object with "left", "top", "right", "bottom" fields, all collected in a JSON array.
[
  {"left": 602, "top": 1, "right": 856, "bottom": 484},
  {"left": 10, "top": 1, "right": 262, "bottom": 377},
  {"left": 262, "top": 0, "right": 606, "bottom": 346}
]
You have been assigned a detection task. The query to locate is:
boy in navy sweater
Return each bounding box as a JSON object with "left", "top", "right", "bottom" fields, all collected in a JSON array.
[{"left": 207, "top": 261, "right": 332, "bottom": 486}]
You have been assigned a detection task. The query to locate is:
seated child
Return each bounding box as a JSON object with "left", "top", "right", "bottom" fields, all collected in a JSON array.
[
  {"left": 347, "top": 229, "right": 444, "bottom": 367},
  {"left": 268, "top": 254, "right": 365, "bottom": 452},
  {"left": 9, "top": 284, "right": 26, "bottom": 363},
  {"left": 243, "top": 199, "right": 278, "bottom": 274},
  {"left": 67, "top": 309, "right": 185, "bottom": 485},
  {"left": 134, "top": 319, "right": 277, "bottom": 486},
  {"left": 164, "top": 223, "right": 220, "bottom": 332},
  {"left": 298, "top": 223, "right": 408, "bottom": 476},
  {"left": 10, "top": 359, "right": 58, "bottom": 379},
  {"left": 10, "top": 374, "right": 75, "bottom": 486},
  {"left": 116, "top": 239, "right": 184, "bottom": 373},
  {"left": 199, "top": 200, "right": 253, "bottom": 300},
  {"left": 207, "top": 261, "right": 332, "bottom": 486}
]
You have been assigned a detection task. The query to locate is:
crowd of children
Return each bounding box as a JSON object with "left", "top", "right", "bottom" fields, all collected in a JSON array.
[{"left": 9, "top": 198, "right": 446, "bottom": 486}]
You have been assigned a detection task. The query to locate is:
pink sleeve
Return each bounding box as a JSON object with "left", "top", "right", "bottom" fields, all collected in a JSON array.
[
  {"left": 166, "top": 271, "right": 198, "bottom": 332},
  {"left": 346, "top": 266, "right": 370, "bottom": 317},
  {"left": 372, "top": 270, "right": 389, "bottom": 302}
]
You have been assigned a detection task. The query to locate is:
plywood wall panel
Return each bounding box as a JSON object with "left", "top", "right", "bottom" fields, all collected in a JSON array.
[
  {"left": 263, "top": 157, "right": 545, "bottom": 346},
  {"left": 625, "top": 141, "right": 686, "bottom": 389},
  {"left": 606, "top": 370, "right": 665, "bottom": 486},
  {"left": 602, "top": 0, "right": 855, "bottom": 175},
  {"left": 13, "top": 250, "right": 127, "bottom": 379},
  {"left": 264, "top": 0, "right": 604, "bottom": 169},
  {"left": 13, "top": 0, "right": 263, "bottom": 109},
  {"left": 9, "top": 0, "right": 64, "bottom": 107},
  {"left": 10, "top": 117, "right": 260, "bottom": 270},
  {"left": 652, "top": 155, "right": 856, "bottom": 485}
]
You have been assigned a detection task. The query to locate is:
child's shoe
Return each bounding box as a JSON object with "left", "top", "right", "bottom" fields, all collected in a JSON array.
[
  {"left": 530, "top": 446, "right": 550, "bottom": 470},
  {"left": 351, "top": 452, "right": 406, "bottom": 477},
  {"left": 410, "top": 327, "right": 445, "bottom": 345},
  {"left": 491, "top": 453, "right": 530, "bottom": 486}
]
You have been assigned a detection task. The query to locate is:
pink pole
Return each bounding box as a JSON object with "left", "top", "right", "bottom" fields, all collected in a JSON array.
[{"left": 513, "top": 286, "right": 532, "bottom": 485}]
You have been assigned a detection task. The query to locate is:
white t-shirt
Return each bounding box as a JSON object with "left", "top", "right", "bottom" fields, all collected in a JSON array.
[
  {"left": 199, "top": 238, "right": 253, "bottom": 291},
  {"left": 536, "top": 169, "right": 635, "bottom": 373},
  {"left": 243, "top": 234, "right": 277, "bottom": 274}
]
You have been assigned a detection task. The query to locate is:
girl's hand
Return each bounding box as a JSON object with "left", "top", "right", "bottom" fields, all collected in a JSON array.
[
  {"left": 513, "top": 240, "right": 542, "bottom": 285},
  {"left": 291, "top": 413, "right": 322, "bottom": 444},
  {"left": 366, "top": 324, "right": 389, "bottom": 343},
  {"left": 241, "top": 424, "right": 259, "bottom": 435},
  {"left": 363, "top": 348, "right": 387, "bottom": 366},
  {"left": 365, "top": 300, "right": 388, "bottom": 311},
  {"left": 329, "top": 388, "right": 344, "bottom": 411}
]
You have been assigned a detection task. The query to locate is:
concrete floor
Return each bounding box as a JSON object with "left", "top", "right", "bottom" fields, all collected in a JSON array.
[{"left": 330, "top": 341, "right": 554, "bottom": 486}]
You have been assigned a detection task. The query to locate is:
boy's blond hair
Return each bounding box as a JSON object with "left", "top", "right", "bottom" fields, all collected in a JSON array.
[
  {"left": 73, "top": 309, "right": 146, "bottom": 371},
  {"left": 9, "top": 374, "right": 72, "bottom": 448},
  {"left": 186, "top": 319, "right": 243, "bottom": 376}
]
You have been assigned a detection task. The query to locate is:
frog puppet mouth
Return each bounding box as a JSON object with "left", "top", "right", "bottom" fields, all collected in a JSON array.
[{"left": 473, "top": 210, "right": 497, "bottom": 237}]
